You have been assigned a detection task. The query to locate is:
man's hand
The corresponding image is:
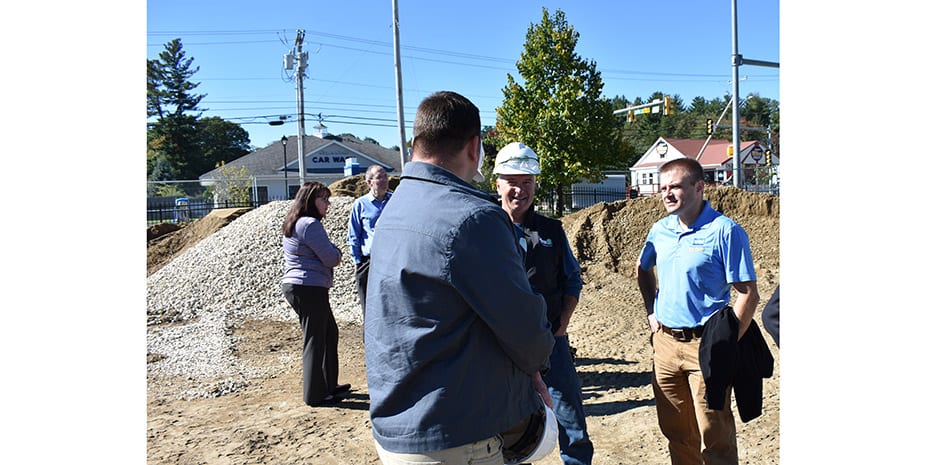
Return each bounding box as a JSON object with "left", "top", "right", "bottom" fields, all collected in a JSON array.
[
  {"left": 647, "top": 313, "right": 660, "bottom": 333},
  {"left": 532, "top": 372, "right": 553, "bottom": 409}
]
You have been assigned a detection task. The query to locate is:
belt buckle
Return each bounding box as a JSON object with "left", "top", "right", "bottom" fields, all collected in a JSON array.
[
  {"left": 666, "top": 327, "right": 690, "bottom": 342},
  {"left": 677, "top": 329, "right": 692, "bottom": 342}
]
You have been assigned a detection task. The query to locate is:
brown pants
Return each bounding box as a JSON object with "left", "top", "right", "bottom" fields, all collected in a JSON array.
[{"left": 652, "top": 329, "right": 738, "bottom": 465}]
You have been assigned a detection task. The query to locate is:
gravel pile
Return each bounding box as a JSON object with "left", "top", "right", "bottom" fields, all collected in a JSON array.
[{"left": 146, "top": 196, "right": 360, "bottom": 398}]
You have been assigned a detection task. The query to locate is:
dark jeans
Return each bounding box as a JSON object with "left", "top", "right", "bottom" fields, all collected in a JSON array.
[
  {"left": 542, "top": 335, "right": 594, "bottom": 465},
  {"left": 355, "top": 257, "right": 370, "bottom": 320},
  {"left": 282, "top": 283, "right": 339, "bottom": 406}
]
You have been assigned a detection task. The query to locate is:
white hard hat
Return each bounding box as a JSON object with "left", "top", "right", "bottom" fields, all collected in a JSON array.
[
  {"left": 493, "top": 142, "right": 541, "bottom": 175},
  {"left": 502, "top": 398, "right": 558, "bottom": 464}
]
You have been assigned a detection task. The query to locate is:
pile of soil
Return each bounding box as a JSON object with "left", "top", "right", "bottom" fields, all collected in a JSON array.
[
  {"left": 328, "top": 173, "right": 401, "bottom": 198},
  {"left": 146, "top": 184, "right": 780, "bottom": 465},
  {"left": 146, "top": 208, "right": 252, "bottom": 275}
]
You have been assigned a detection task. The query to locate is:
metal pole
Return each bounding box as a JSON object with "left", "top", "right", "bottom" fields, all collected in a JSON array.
[
  {"left": 295, "top": 30, "right": 307, "bottom": 183},
  {"left": 392, "top": 0, "right": 408, "bottom": 168},
  {"left": 731, "top": 0, "right": 742, "bottom": 188},
  {"left": 282, "top": 136, "right": 289, "bottom": 199}
]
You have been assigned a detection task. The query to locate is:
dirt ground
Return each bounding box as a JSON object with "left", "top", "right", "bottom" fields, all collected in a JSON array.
[{"left": 146, "top": 186, "right": 780, "bottom": 465}]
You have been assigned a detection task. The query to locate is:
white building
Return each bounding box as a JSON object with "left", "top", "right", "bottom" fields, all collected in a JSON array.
[
  {"left": 629, "top": 137, "right": 778, "bottom": 196},
  {"left": 199, "top": 132, "right": 402, "bottom": 201}
]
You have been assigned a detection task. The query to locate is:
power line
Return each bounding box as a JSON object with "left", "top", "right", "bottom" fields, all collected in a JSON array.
[{"left": 148, "top": 29, "right": 777, "bottom": 83}]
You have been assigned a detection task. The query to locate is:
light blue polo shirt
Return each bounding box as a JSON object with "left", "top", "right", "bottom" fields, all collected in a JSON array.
[{"left": 638, "top": 201, "right": 756, "bottom": 328}]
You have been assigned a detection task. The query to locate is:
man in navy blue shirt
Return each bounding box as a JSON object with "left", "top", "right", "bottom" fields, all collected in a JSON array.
[
  {"left": 347, "top": 164, "right": 391, "bottom": 318},
  {"left": 365, "top": 91, "right": 555, "bottom": 465}
]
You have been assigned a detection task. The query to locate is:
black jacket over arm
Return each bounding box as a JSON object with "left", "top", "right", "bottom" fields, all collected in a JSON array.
[{"left": 699, "top": 306, "right": 774, "bottom": 422}]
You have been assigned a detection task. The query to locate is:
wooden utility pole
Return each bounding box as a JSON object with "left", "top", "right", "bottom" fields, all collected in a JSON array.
[{"left": 392, "top": 0, "right": 408, "bottom": 168}]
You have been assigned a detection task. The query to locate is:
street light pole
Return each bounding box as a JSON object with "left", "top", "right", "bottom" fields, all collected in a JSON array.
[{"left": 281, "top": 136, "right": 289, "bottom": 199}]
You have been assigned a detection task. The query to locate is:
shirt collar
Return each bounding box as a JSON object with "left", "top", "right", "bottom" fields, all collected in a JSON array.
[{"left": 668, "top": 200, "right": 719, "bottom": 232}]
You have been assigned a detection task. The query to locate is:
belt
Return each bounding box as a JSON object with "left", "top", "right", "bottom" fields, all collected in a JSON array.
[{"left": 660, "top": 324, "right": 704, "bottom": 342}]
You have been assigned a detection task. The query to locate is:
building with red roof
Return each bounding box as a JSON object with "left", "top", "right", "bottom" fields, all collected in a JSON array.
[{"left": 629, "top": 137, "right": 777, "bottom": 196}]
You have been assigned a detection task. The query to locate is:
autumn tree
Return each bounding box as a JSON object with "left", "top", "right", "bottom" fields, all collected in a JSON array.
[{"left": 496, "top": 8, "right": 625, "bottom": 216}]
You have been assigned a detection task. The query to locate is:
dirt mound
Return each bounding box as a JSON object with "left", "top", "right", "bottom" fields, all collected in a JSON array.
[
  {"left": 147, "top": 222, "right": 181, "bottom": 241},
  {"left": 563, "top": 186, "right": 779, "bottom": 287},
  {"left": 328, "top": 174, "right": 401, "bottom": 198},
  {"left": 147, "top": 186, "right": 780, "bottom": 465},
  {"left": 146, "top": 208, "right": 252, "bottom": 275}
]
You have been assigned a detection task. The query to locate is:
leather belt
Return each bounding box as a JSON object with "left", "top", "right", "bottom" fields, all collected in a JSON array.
[{"left": 660, "top": 324, "right": 704, "bottom": 342}]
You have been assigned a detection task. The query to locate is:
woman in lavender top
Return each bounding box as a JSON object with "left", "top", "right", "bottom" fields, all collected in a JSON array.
[{"left": 281, "top": 181, "right": 349, "bottom": 406}]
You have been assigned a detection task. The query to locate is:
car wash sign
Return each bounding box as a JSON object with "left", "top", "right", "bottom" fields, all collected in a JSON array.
[{"left": 306, "top": 145, "right": 357, "bottom": 173}]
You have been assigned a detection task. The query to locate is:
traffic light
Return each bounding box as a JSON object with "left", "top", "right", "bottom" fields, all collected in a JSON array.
[
  {"left": 706, "top": 118, "right": 713, "bottom": 135},
  {"left": 628, "top": 110, "right": 635, "bottom": 123},
  {"left": 663, "top": 96, "right": 675, "bottom": 116},
  {"left": 727, "top": 144, "right": 734, "bottom": 158}
]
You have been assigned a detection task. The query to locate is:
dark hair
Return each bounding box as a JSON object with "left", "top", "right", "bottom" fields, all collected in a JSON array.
[
  {"left": 660, "top": 158, "right": 705, "bottom": 184},
  {"left": 282, "top": 181, "right": 331, "bottom": 237},
  {"left": 412, "top": 91, "right": 480, "bottom": 158}
]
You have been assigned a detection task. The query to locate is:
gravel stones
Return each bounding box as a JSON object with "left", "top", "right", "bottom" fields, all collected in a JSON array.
[{"left": 147, "top": 197, "right": 360, "bottom": 399}]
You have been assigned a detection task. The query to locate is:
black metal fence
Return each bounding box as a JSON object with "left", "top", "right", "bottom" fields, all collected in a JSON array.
[
  {"left": 147, "top": 196, "right": 265, "bottom": 225},
  {"left": 147, "top": 186, "right": 630, "bottom": 225},
  {"left": 533, "top": 187, "right": 628, "bottom": 216}
]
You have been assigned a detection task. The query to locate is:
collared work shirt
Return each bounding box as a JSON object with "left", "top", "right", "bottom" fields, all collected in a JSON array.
[
  {"left": 347, "top": 191, "right": 392, "bottom": 264},
  {"left": 638, "top": 201, "right": 756, "bottom": 328}
]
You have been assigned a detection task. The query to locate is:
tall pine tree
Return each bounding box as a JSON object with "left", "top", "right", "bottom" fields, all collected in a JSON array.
[{"left": 147, "top": 39, "right": 206, "bottom": 181}]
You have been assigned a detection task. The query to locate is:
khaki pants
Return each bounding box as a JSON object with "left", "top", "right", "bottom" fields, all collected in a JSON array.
[
  {"left": 374, "top": 436, "right": 504, "bottom": 465},
  {"left": 652, "top": 330, "right": 738, "bottom": 465}
]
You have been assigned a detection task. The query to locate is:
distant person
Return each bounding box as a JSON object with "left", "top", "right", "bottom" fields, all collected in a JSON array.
[
  {"left": 346, "top": 164, "right": 392, "bottom": 318},
  {"left": 364, "top": 91, "right": 556, "bottom": 465},
  {"left": 281, "top": 181, "right": 350, "bottom": 407},
  {"left": 494, "top": 141, "right": 595, "bottom": 465},
  {"left": 636, "top": 158, "right": 763, "bottom": 465},
  {"left": 761, "top": 285, "right": 780, "bottom": 347}
]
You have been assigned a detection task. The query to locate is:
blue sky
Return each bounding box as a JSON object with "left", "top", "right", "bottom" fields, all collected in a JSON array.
[
  {"left": 9, "top": 3, "right": 940, "bottom": 463},
  {"left": 147, "top": 0, "right": 779, "bottom": 149}
]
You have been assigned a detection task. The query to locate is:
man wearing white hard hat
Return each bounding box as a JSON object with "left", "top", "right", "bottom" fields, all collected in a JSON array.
[{"left": 494, "top": 142, "right": 595, "bottom": 465}]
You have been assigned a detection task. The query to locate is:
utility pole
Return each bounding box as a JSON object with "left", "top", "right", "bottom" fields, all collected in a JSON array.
[
  {"left": 731, "top": 1, "right": 742, "bottom": 188},
  {"left": 731, "top": 0, "right": 779, "bottom": 188},
  {"left": 392, "top": 0, "right": 408, "bottom": 168},
  {"left": 284, "top": 30, "right": 308, "bottom": 183}
]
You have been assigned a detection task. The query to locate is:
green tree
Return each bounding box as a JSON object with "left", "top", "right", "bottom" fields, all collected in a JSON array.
[
  {"left": 148, "top": 38, "right": 229, "bottom": 182},
  {"left": 194, "top": 116, "right": 251, "bottom": 176},
  {"left": 148, "top": 38, "right": 205, "bottom": 119},
  {"left": 614, "top": 92, "right": 692, "bottom": 169},
  {"left": 496, "top": 8, "right": 624, "bottom": 216},
  {"left": 209, "top": 162, "right": 252, "bottom": 205},
  {"left": 613, "top": 92, "right": 780, "bottom": 169}
]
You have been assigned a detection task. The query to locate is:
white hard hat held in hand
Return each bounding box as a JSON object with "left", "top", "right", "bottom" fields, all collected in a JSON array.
[
  {"left": 493, "top": 142, "right": 541, "bottom": 175},
  {"left": 501, "top": 397, "right": 558, "bottom": 464}
]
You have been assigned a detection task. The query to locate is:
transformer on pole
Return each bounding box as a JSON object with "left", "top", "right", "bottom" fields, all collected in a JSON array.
[{"left": 284, "top": 30, "right": 308, "bottom": 183}]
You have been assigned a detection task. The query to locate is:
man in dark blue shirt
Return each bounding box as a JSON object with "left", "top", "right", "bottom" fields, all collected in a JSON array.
[
  {"left": 494, "top": 142, "right": 594, "bottom": 465},
  {"left": 365, "top": 92, "right": 555, "bottom": 465}
]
